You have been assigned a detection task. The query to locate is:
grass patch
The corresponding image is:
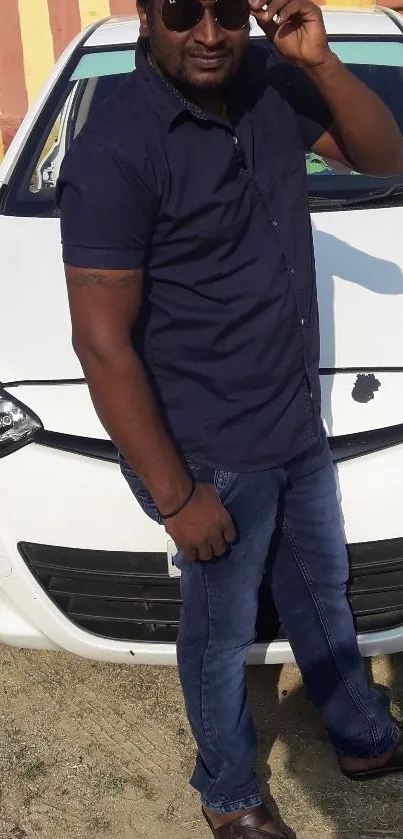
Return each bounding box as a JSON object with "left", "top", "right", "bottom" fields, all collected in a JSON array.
[
  {"left": 87, "top": 816, "right": 112, "bottom": 831},
  {"left": 2, "top": 725, "right": 48, "bottom": 783},
  {"left": 95, "top": 768, "right": 126, "bottom": 795},
  {"left": 19, "top": 759, "right": 46, "bottom": 781}
]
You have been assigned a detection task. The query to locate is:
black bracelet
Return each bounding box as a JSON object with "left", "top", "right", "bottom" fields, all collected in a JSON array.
[{"left": 159, "top": 478, "right": 196, "bottom": 520}]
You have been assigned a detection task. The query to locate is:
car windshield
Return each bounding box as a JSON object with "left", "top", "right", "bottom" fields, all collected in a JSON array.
[
  {"left": 4, "top": 36, "right": 403, "bottom": 217},
  {"left": 306, "top": 39, "right": 403, "bottom": 202}
]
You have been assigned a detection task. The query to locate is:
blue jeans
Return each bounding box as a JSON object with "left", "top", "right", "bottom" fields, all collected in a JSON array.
[{"left": 120, "top": 430, "right": 399, "bottom": 814}]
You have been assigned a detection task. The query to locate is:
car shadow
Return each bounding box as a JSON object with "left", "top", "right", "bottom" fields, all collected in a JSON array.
[
  {"left": 246, "top": 653, "right": 403, "bottom": 839},
  {"left": 313, "top": 227, "right": 403, "bottom": 436}
]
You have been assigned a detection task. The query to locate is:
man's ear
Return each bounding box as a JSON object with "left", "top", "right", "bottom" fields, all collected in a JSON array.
[{"left": 137, "top": 1, "right": 150, "bottom": 37}]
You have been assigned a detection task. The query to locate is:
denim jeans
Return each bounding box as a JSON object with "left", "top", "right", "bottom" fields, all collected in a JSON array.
[{"left": 120, "top": 429, "right": 399, "bottom": 814}]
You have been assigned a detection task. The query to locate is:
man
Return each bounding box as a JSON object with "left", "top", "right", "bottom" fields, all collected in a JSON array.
[{"left": 58, "top": 0, "right": 403, "bottom": 835}]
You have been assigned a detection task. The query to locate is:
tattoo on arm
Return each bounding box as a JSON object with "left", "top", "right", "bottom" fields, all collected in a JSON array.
[{"left": 68, "top": 271, "right": 139, "bottom": 289}]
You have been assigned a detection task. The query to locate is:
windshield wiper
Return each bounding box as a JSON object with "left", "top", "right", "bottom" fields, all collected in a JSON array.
[{"left": 309, "top": 182, "right": 403, "bottom": 210}]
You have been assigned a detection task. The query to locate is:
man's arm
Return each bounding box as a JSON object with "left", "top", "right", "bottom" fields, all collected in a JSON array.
[
  {"left": 250, "top": 0, "right": 403, "bottom": 175},
  {"left": 307, "top": 55, "right": 403, "bottom": 176},
  {"left": 66, "top": 265, "right": 235, "bottom": 561},
  {"left": 66, "top": 266, "right": 191, "bottom": 508}
]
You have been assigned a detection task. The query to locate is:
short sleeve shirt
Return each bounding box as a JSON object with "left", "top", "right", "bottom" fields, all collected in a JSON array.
[{"left": 58, "top": 37, "right": 332, "bottom": 471}]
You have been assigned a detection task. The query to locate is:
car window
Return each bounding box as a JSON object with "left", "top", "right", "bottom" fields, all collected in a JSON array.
[
  {"left": 29, "top": 63, "right": 133, "bottom": 197},
  {"left": 3, "top": 48, "right": 135, "bottom": 218},
  {"left": 3, "top": 38, "right": 403, "bottom": 217},
  {"left": 306, "top": 39, "right": 403, "bottom": 203}
]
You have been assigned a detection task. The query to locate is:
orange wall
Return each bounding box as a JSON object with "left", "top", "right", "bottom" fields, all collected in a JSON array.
[{"left": 0, "top": 0, "right": 136, "bottom": 159}]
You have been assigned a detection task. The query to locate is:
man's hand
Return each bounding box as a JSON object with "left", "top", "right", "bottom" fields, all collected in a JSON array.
[
  {"left": 164, "top": 483, "right": 236, "bottom": 563},
  {"left": 250, "top": 0, "right": 403, "bottom": 175},
  {"left": 249, "top": 0, "right": 332, "bottom": 69}
]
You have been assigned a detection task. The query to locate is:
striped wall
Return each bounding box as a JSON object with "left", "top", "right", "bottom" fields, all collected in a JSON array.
[
  {"left": 1, "top": 0, "right": 402, "bottom": 160},
  {"left": 0, "top": 0, "right": 136, "bottom": 159}
]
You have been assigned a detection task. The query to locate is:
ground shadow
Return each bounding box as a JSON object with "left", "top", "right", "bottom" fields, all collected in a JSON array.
[
  {"left": 313, "top": 228, "right": 403, "bottom": 435},
  {"left": 245, "top": 665, "right": 291, "bottom": 834},
  {"left": 246, "top": 654, "right": 403, "bottom": 839}
]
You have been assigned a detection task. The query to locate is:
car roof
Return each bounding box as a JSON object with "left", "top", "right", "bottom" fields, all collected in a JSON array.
[{"left": 84, "top": 7, "right": 401, "bottom": 47}]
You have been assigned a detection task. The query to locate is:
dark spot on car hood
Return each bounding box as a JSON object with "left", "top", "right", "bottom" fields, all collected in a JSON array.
[{"left": 352, "top": 373, "right": 381, "bottom": 403}]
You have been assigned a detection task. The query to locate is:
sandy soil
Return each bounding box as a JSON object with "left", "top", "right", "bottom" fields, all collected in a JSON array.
[{"left": 0, "top": 648, "right": 402, "bottom": 839}]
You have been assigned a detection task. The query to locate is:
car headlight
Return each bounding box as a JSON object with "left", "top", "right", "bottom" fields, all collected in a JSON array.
[{"left": 0, "top": 387, "right": 43, "bottom": 458}]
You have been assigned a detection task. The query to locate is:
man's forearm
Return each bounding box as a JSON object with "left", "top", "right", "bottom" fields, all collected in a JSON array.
[
  {"left": 77, "top": 343, "right": 191, "bottom": 513},
  {"left": 305, "top": 53, "right": 403, "bottom": 175}
]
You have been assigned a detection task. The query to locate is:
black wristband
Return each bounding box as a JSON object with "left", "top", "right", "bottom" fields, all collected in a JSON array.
[{"left": 159, "top": 478, "right": 196, "bottom": 520}]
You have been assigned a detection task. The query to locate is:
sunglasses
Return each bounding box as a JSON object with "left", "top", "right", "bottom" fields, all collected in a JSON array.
[{"left": 155, "top": 0, "right": 250, "bottom": 33}]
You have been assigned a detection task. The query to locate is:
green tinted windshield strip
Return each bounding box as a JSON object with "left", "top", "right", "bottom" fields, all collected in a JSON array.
[
  {"left": 331, "top": 40, "right": 403, "bottom": 66},
  {"left": 70, "top": 41, "right": 403, "bottom": 79},
  {"left": 71, "top": 49, "right": 135, "bottom": 80}
]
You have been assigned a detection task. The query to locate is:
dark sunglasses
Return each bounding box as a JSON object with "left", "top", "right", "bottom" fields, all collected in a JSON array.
[{"left": 155, "top": 0, "right": 250, "bottom": 33}]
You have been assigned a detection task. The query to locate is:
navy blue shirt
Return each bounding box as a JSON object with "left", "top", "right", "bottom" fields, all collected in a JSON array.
[{"left": 59, "top": 37, "right": 331, "bottom": 471}]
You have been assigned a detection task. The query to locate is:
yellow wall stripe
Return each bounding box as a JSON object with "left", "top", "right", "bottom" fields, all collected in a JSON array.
[
  {"left": 79, "top": 0, "right": 112, "bottom": 29},
  {"left": 0, "top": 0, "right": 139, "bottom": 158},
  {"left": 18, "top": 0, "right": 54, "bottom": 105}
]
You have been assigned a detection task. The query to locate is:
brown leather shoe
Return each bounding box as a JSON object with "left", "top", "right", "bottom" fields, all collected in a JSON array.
[
  {"left": 202, "top": 804, "right": 285, "bottom": 838},
  {"left": 342, "top": 733, "right": 403, "bottom": 781}
]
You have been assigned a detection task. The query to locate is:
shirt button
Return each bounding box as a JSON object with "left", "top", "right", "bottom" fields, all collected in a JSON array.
[
  {"left": 233, "top": 135, "right": 238, "bottom": 145},
  {"left": 301, "top": 318, "right": 305, "bottom": 326},
  {"left": 272, "top": 219, "right": 279, "bottom": 228},
  {"left": 289, "top": 267, "right": 295, "bottom": 275}
]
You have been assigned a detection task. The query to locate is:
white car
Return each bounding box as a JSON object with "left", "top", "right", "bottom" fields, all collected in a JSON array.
[{"left": 1, "top": 9, "right": 403, "bottom": 666}]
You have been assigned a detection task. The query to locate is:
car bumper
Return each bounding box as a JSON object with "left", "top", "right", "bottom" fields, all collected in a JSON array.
[
  {"left": 1, "top": 440, "right": 403, "bottom": 664},
  {"left": 1, "top": 592, "right": 403, "bottom": 665}
]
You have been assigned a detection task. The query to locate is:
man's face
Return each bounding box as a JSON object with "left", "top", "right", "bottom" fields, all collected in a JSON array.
[{"left": 138, "top": 0, "right": 250, "bottom": 91}]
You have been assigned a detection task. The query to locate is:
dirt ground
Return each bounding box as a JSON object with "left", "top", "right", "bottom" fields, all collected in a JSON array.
[{"left": 0, "top": 649, "right": 402, "bottom": 839}]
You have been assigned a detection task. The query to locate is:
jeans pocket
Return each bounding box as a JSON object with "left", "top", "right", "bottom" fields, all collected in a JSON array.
[
  {"left": 119, "top": 455, "right": 162, "bottom": 525},
  {"left": 213, "top": 468, "right": 230, "bottom": 497},
  {"left": 186, "top": 458, "right": 233, "bottom": 502},
  {"left": 185, "top": 457, "right": 214, "bottom": 484}
]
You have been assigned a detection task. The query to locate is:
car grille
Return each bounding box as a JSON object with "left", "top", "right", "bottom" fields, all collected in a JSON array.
[{"left": 18, "top": 538, "right": 403, "bottom": 643}]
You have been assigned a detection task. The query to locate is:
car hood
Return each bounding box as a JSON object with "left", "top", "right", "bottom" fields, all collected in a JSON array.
[
  {"left": 0, "top": 217, "right": 82, "bottom": 384},
  {"left": 2, "top": 209, "right": 403, "bottom": 384},
  {"left": 2, "top": 209, "right": 403, "bottom": 442}
]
